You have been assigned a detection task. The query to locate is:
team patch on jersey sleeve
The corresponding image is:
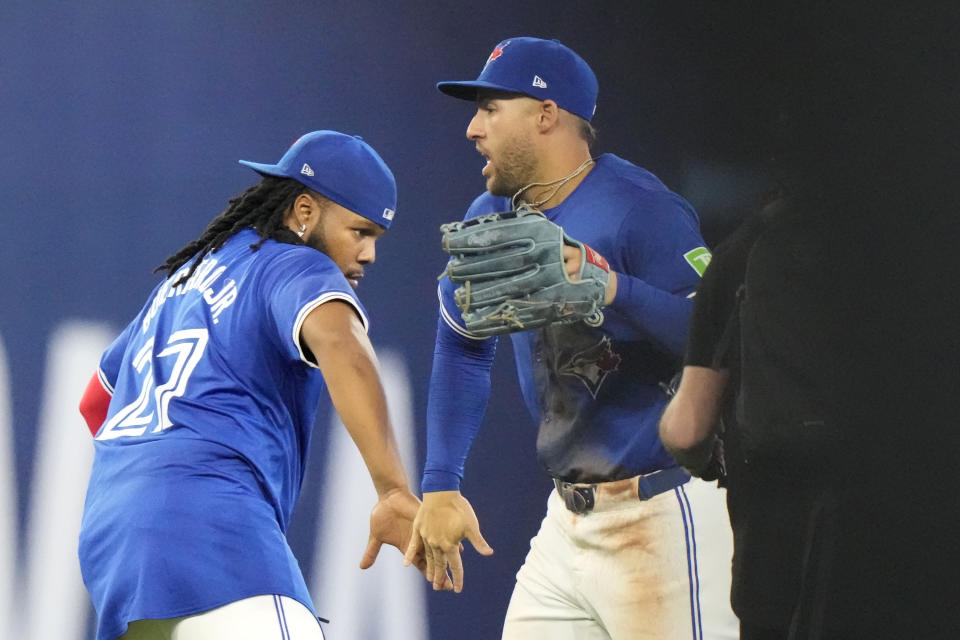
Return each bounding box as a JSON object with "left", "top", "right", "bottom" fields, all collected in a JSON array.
[{"left": 683, "top": 247, "right": 712, "bottom": 277}]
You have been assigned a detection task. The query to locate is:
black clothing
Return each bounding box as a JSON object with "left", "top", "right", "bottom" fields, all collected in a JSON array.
[{"left": 686, "top": 207, "right": 822, "bottom": 632}]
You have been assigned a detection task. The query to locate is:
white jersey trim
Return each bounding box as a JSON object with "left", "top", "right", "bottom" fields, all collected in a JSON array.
[
  {"left": 437, "top": 283, "right": 488, "bottom": 341},
  {"left": 96, "top": 367, "right": 115, "bottom": 395},
  {"left": 293, "top": 292, "right": 369, "bottom": 369}
]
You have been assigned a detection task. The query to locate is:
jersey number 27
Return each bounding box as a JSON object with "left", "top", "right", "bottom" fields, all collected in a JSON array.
[{"left": 97, "top": 329, "right": 209, "bottom": 440}]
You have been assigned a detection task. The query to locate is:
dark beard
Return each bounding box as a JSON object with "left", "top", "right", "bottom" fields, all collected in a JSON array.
[
  {"left": 303, "top": 226, "right": 328, "bottom": 255},
  {"left": 272, "top": 227, "right": 305, "bottom": 245},
  {"left": 488, "top": 137, "right": 537, "bottom": 197},
  {"left": 272, "top": 226, "right": 328, "bottom": 255}
]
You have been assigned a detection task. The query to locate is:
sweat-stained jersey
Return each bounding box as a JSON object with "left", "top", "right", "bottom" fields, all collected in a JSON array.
[
  {"left": 78, "top": 228, "right": 366, "bottom": 640},
  {"left": 423, "top": 153, "right": 710, "bottom": 490}
]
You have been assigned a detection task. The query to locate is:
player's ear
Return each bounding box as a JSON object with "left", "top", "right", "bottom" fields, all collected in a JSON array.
[
  {"left": 536, "top": 100, "right": 560, "bottom": 132},
  {"left": 284, "top": 192, "right": 319, "bottom": 233}
]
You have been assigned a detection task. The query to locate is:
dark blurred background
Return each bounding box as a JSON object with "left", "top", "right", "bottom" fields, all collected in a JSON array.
[{"left": 1, "top": 2, "right": 956, "bottom": 638}]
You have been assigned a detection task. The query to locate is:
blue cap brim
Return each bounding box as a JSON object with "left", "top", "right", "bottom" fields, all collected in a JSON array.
[
  {"left": 436, "top": 80, "right": 532, "bottom": 102},
  {"left": 237, "top": 159, "right": 284, "bottom": 176}
]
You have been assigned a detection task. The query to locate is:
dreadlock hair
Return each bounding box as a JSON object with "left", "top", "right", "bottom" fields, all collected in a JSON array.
[{"left": 155, "top": 176, "right": 315, "bottom": 286}]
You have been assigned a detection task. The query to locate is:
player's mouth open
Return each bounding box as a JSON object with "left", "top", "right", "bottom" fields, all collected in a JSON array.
[
  {"left": 346, "top": 271, "right": 364, "bottom": 288},
  {"left": 477, "top": 148, "right": 492, "bottom": 176},
  {"left": 481, "top": 156, "right": 492, "bottom": 177}
]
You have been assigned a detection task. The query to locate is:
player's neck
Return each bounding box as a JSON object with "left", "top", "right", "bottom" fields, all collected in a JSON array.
[{"left": 517, "top": 151, "right": 595, "bottom": 210}]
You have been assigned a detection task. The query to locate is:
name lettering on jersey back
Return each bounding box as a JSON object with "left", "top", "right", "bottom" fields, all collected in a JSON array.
[{"left": 141, "top": 257, "right": 239, "bottom": 332}]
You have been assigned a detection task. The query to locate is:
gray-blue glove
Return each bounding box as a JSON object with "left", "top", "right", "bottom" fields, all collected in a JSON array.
[{"left": 440, "top": 206, "right": 610, "bottom": 337}]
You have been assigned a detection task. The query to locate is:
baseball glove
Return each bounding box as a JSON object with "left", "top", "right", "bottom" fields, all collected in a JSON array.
[{"left": 440, "top": 205, "right": 611, "bottom": 337}]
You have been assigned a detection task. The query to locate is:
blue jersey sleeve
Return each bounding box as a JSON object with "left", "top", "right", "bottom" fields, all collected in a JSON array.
[
  {"left": 606, "top": 191, "right": 710, "bottom": 358},
  {"left": 261, "top": 249, "right": 367, "bottom": 368}
]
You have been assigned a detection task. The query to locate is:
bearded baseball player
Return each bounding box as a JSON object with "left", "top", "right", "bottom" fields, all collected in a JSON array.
[
  {"left": 77, "top": 131, "right": 440, "bottom": 640},
  {"left": 404, "top": 37, "right": 738, "bottom": 639}
]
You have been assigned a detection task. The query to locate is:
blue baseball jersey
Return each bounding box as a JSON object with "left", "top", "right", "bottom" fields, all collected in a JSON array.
[
  {"left": 423, "top": 154, "right": 710, "bottom": 490},
  {"left": 79, "top": 228, "right": 366, "bottom": 640}
]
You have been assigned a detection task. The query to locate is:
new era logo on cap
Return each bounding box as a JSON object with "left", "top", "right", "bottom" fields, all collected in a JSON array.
[
  {"left": 532, "top": 75, "right": 547, "bottom": 88},
  {"left": 300, "top": 163, "right": 315, "bottom": 177}
]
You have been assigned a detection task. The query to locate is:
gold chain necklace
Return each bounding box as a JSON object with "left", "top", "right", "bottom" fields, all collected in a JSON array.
[{"left": 511, "top": 157, "right": 595, "bottom": 210}]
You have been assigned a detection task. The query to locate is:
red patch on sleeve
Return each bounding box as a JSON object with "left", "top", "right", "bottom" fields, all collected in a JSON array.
[
  {"left": 79, "top": 372, "right": 111, "bottom": 437},
  {"left": 583, "top": 244, "right": 610, "bottom": 272}
]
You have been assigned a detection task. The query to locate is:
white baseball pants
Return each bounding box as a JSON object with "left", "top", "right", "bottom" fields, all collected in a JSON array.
[
  {"left": 119, "top": 594, "right": 325, "bottom": 640},
  {"left": 502, "top": 477, "right": 738, "bottom": 640}
]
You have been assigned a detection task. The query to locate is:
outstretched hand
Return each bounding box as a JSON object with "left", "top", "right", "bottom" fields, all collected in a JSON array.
[
  {"left": 360, "top": 488, "right": 454, "bottom": 590},
  {"left": 402, "top": 490, "right": 494, "bottom": 593}
]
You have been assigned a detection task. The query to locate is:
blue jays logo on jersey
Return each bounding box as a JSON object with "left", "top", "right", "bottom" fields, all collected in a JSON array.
[{"left": 558, "top": 335, "right": 621, "bottom": 399}]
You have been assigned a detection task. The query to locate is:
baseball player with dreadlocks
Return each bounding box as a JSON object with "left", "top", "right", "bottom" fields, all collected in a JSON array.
[
  {"left": 76, "top": 131, "right": 442, "bottom": 640},
  {"left": 404, "top": 38, "right": 738, "bottom": 639}
]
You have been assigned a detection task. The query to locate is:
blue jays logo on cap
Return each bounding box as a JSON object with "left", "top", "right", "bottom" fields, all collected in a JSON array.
[
  {"left": 239, "top": 131, "right": 398, "bottom": 229},
  {"left": 484, "top": 41, "right": 510, "bottom": 68},
  {"left": 437, "top": 36, "right": 599, "bottom": 122}
]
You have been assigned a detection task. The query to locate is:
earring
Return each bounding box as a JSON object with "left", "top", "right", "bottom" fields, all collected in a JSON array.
[{"left": 297, "top": 223, "right": 306, "bottom": 238}]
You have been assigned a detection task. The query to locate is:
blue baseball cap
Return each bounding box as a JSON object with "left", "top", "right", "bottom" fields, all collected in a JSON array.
[
  {"left": 437, "top": 37, "right": 598, "bottom": 122},
  {"left": 239, "top": 130, "right": 398, "bottom": 228}
]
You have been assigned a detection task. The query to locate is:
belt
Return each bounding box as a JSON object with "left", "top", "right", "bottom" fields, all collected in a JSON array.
[{"left": 553, "top": 467, "right": 692, "bottom": 515}]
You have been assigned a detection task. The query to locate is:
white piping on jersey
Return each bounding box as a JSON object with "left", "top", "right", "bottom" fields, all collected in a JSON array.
[
  {"left": 437, "top": 283, "right": 487, "bottom": 341},
  {"left": 96, "top": 367, "right": 115, "bottom": 395},
  {"left": 293, "top": 292, "right": 369, "bottom": 369}
]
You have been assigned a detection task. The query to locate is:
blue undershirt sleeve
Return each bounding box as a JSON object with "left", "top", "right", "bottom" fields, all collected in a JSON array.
[
  {"left": 421, "top": 282, "right": 498, "bottom": 493},
  {"left": 604, "top": 193, "right": 707, "bottom": 359},
  {"left": 606, "top": 273, "right": 693, "bottom": 358}
]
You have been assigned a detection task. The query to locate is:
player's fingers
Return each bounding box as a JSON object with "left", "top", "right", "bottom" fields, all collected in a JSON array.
[
  {"left": 432, "top": 560, "right": 454, "bottom": 591},
  {"left": 446, "top": 548, "right": 465, "bottom": 593},
  {"left": 430, "top": 555, "right": 447, "bottom": 591},
  {"left": 466, "top": 528, "right": 495, "bottom": 556},
  {"left": 427, "top": 544, "right": 446, "bottom": 586},
  {"left": 359, "top": 535, "right": 383, "bottom": 570},
  {"left": 431, "top": 548, "right": 450, "bottom": 591},
  {"left": 562, "top": 245, "right": 581, "bottom": 278},
  {"left": 403, "top": 528, "right": 423, "bottom": 567},
  {"left": 421, "top": 544, "right": 435, "bottom": 582},
  {"left": 441, "top": 572, "right": 455, "bottom": 591},
  {"left": 401, "top": 540, "right": 433, "bottom": 581},
  {"left": 409, "top": 549, "right": 430, "bottom": 576}
]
